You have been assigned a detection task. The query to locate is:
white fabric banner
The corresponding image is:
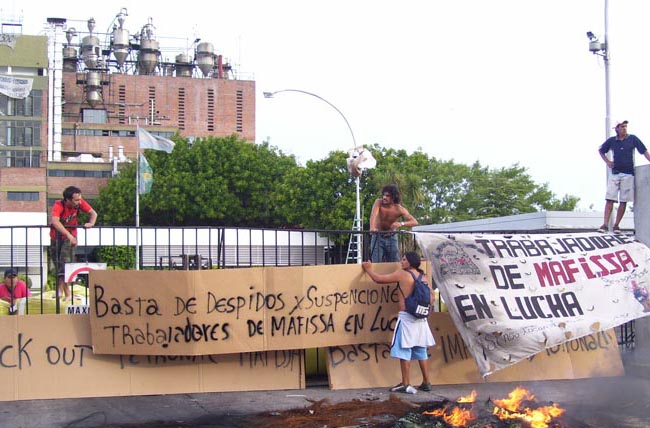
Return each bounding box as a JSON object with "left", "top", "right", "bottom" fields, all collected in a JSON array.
[
  {"left": 416, "top": 232, "right": 650, "bottom": 376},
  {"left": 0, "top": 74, "right": 33, "bottom": 99}
]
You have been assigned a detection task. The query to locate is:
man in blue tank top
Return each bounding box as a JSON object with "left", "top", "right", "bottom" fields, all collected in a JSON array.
[{"left": 598, "top": 120, "right": 650, "bottom": 233}]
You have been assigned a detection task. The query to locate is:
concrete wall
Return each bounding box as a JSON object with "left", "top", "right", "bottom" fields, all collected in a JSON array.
[{"left": 632, "top": 164, "right": 650, "bottom": 375}]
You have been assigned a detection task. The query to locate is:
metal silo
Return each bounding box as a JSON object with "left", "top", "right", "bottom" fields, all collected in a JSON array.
[
  {"left": 111, "top": 11, "right": 130, "bottom": 67},
  {"left": 62, "top": 28, "right": 78, "bottom": 72},
  {"left": 85, "top": 71, "right": 103, "bottom": 107},
  {"left": 137, "top": 20, "right": 159, "bottom": 75},
  {"left": 175, "top": 53, "right": 193, "bottom": 77},
  {"left": 81, "top": 18, "right": 100, "bottom": 69},
  {"left": 196, "top": 42, "right": 215, "bottom": 77}
]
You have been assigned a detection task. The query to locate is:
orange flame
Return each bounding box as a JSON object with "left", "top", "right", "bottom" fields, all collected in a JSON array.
[
  {"left": 423, "top": 390, "right": 477, "bottom": 426},
  {"left": 492, "top": 386, "right": 566, "bottom": 428},
  {"left": 425, "top": 405, "right": 474, "bottom": 427},
  {"left": 458, "top": 390, "right": 477, "bottom": 403},
  {"left": 493, "top": 386, "right": 533, "bottom": 411},
  {"left": 423, "top": 386, "right": 565, "bottom": 428}
]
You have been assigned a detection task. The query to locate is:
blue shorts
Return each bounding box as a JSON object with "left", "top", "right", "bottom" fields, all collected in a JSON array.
[{"left": 390, "top": 321, "right": 429, "bottom": 361}]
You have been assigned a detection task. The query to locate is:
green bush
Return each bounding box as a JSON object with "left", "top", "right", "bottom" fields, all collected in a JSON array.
[
  {"left": 45, "top": 274, "right": 56, "bottom": 292},
  {"left": 96, "top": 246, "right": 136, "bottom": 270}
]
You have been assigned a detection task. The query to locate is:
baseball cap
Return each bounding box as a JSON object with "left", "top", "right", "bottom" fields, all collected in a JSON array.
[
  {"left": 613, "top": 120, "right": 628, "bottom": 129},
  {"left": 4, "top": 268, "right": 17, "bottom": 278}
]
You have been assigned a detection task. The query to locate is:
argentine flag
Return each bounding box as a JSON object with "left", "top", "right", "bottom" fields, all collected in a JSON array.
[{"left": 138, "top": 128, "right": 175, "bottom": 153}]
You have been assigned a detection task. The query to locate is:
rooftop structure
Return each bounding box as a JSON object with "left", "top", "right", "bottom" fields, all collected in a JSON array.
[
  {"left": 0, "top": 8, "right": 255, "bottom": 214},
  {"left": 413, "top": 211, "right": 634, "bottom": 234}
]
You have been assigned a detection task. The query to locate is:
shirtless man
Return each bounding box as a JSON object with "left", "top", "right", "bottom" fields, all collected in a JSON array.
[{"left": 369, "top": 184, "right": 418, "bottom": 262}]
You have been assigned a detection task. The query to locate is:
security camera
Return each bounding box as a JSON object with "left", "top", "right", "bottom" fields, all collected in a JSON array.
[
  {"left": 586, "top": 31, "right": 604, "bottom": 53},
  {"left": 589, "top": 41, "right": 604, "bottom": 53}
]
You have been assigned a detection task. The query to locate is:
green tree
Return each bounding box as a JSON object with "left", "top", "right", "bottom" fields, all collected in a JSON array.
[
  {"left": 366, "top": 146, "right": 428, "bottom": 220},
  {"left": 275, "top": 151, "right": 357, "bottom": 231},
  {"left": 95, "top": 136, "right": 298, "bottom": 227},
  {"left": 452, "top": 162, "right": 578, "bottom": 221},
  {"left": 364, "top": 146, "right": 474, "bottom": 226},
  {"left": 95, "top": 138, "right": 578, "bottom": 230}
]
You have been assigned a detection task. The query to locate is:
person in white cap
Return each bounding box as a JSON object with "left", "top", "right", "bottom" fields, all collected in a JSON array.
[{"left": 598, "top": 120, "right": 650, "bottom": 233}]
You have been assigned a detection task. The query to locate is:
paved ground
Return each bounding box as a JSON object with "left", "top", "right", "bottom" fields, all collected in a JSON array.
[{"left": 1, "top": 375, "right": 648, "bottom": 428}]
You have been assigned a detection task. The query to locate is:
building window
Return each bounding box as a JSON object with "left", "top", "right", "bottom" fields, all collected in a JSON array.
[
  {"left": 81, "top": 109, "right": 108, "bottom": 124},
  {"left": 118, "top": 85, "right": 126, "bottom": 125},
  {"left": 236, "top": 90, "right": 243, "bottom": 133},
  {"left": 0, "top": 120, "right": 41, "bottom": 147},
  {"left": 61, "top": 128, "right": 135, "bottom": 137},
  {"left": 148, "top": 86, "right": 157, "bottom": 125},
  {"left": 48, "top": 169, "right": 112, "bottom": 178},
  {"left": 7, "top": 191, "right": 39, "bottom": 201},
  {"left": 0, "top": 90, "right": 42, "bottom": 117},
  {"left": 0, "top": 120, "right": 41, "bottom": 166},
  {"left": 178, "top": 88, "right": 185, "bottom": 130},
  {"left": 207, "top": 89, "right": 215, "bottom": 132},
  {"left": 0, "top": 150, "right": 41, "bottom": 168}
]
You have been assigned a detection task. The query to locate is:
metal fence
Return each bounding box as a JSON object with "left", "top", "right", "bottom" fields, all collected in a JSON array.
[
  {"left": 0, "top": 224, "right": 635, "bottom": 351},
  {"left": 0, "top": 225, "right": 419, "bottom": 313}
]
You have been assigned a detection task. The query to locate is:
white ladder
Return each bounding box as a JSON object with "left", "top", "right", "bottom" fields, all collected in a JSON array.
[{"left": 345, "top": 216, "right": 363, "bottom": 264}]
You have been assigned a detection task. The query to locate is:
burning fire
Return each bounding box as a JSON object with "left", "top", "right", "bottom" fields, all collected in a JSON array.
[
  {"left": 423, "top": 386, "right": 565, "bottom": 428},
  {"left": 493, "top": 386, "right": 565, "bottom": 428},
  {"left": 427, "top": 404, "right": 475, "bottom": 427},
  {"left": 458, "top": 390, "right": 477, "bottom": 403},
  {"left": 425, "top": 391, "right": 476, "bottom": 427}
]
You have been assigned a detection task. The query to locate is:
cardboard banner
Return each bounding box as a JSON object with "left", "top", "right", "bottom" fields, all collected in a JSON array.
[
  {"left": 0, "top": 313, "right": 622, "bottom": 401},
  {"left": 325, "top": 313, "right": 624, "bottom": 389},
  {"left": 89, "top": 264, "right": 403, "bottom": 355},
  {"left": 415, "top": 232, "right": 650, "bottom": 376},
  {"left": 0, "top": 315, "right": 303, "bottom": 401}
]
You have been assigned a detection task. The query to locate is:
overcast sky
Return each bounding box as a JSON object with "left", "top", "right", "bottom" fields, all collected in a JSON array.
[{"left": 7, "top": 0, "right": 650, "bottom": 212}]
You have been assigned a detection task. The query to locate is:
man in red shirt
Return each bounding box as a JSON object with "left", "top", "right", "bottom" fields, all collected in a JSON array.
[
  {"left": 50, "top": 186, "right": 97, "bottom": 301},
  {"left": 0, "top": 268, "right": 31, "bottom": 314}
]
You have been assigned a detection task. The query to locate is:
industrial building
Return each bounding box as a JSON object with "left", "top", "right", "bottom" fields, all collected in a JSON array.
[{"left": 0, "top": 8, "right": 255, "bottom": 215}]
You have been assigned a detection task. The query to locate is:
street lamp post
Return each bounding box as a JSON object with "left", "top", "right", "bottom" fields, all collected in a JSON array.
[
  {"left": 263, "top": 89, "right": 363, "bottom": 263},
  {"left": 263, "top": 89, "right": 357, "bottom": 147}
]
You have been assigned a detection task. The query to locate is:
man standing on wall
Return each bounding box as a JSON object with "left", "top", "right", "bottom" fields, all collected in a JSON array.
[
  {"left": 50, "top": 186, "right": 97, "bottom": 301},
  {"left": 598, "top": 120, "right": 650, "bottom": 233},
  {"left": 369, "top": 184, "right": 418, "bottom": 263}
]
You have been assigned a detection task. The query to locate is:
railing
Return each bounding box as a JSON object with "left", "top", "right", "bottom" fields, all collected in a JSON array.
[
  {"left": 0, "top": 224, "right": 635, "bottom": 351},
  {"left": 0, "top": 225, "right": 418, "bottom": 314}
]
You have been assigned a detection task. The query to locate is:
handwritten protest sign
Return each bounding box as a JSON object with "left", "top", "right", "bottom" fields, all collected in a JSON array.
[
  {"left": 416, "top": 232, "right": 650, "bottom": 376},
  {"left": 325, "top": 313, "right": 623, "bottom": 389},
  {"left": 89, "top": 264, "right": 402, "bottom": 355},
  {"left": 0, "top": 315, "right": 303, "bottom": 401}
]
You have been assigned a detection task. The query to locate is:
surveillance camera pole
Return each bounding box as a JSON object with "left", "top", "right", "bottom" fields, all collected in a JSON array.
[
  {"left": 588, "top": 1, "right": 611, "bottom": 227},
  {"left": 602, "top": 0, "right": 612, "bottom": 139},
  {"left": 588, "top": 1, "right": 611, "bottom": 140}
]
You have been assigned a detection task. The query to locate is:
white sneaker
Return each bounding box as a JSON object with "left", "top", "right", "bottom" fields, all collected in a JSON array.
[{"left": 405, "top": 385, "right": 417, "bottom": 394}]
